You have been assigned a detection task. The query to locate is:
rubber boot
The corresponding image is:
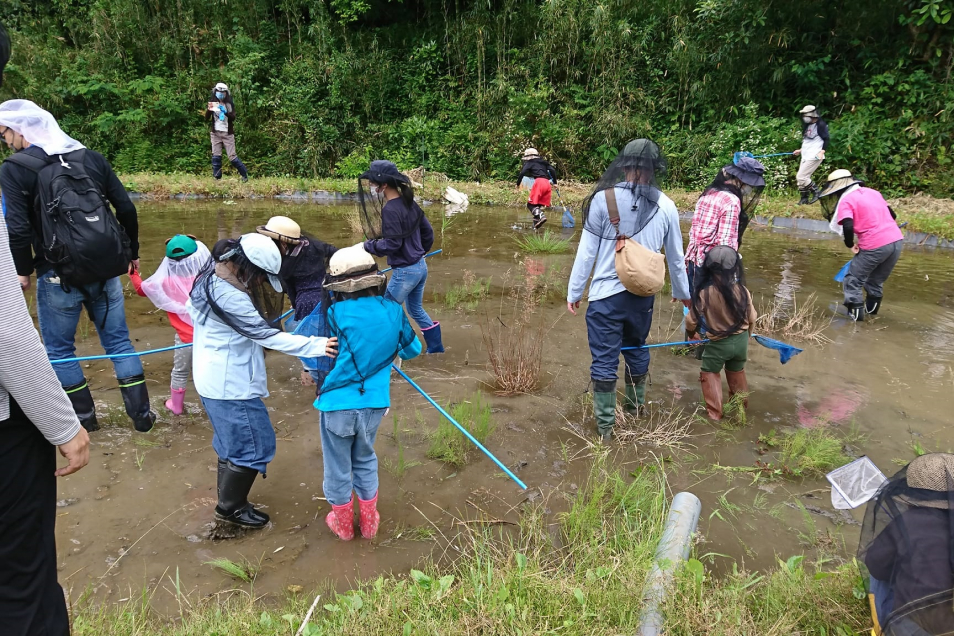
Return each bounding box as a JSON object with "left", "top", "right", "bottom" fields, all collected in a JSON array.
[
  {"left": 699, "top": 371, "right": 723, "bottom": 421},
  {"left": 421, "top": 322, "right": 445, "bottom": 354},
  {"left": 809, "top": 181, "right": 820, "bottom": 202},
  {"left": 532, "top": 207, "right": 547, "bottom": 229},
  {"left": 358, "top": 492, "right": 380, "bottom": 539},
  {"left": 845, "top": 302, "right": 865, "bottom": 322},
  {"left": 231, "top": 157, "right": 249, "bottom": 183},
  {"left": 593, "top": 380, "right": 617, "bottom": 442},
  {"left": 211, "top": 155, "right": 223, "bottom": 180},
  {"left": 724, "top": 369, "right": 749, "bottom": 409},
  {"left": 118, "top": 374, "right": 156, "bottom": 432},
  {"left": 865, "top": 295, "right": 883, "bottom": 316},
  {"left": 797, "top": 189, "right": 810, "bottom": 205},
  {"left": 215, "top": 461, "right": 270, "bottom": 528},
  {"left": 623, "top": 371, "right": 647, "bottom": 416},
  {"left": 165, "top": 387, "right": 186, "bottom": 416},
  {"left": 217, "top": 458, "right": 227, "bottom": 500},
  {"left": 326, "top": 497, "right": 355, "bottom": 541},
  {"left": 64, "top": 380, "right": 99, "bottom": 432}
]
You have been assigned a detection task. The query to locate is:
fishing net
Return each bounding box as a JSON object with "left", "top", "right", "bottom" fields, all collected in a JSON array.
[
  {"left": 858, "top": 453, "right": 954, "bottom": 635},
  {"left": 289, "top": 301, "right": 335, "bottom": 372},
  {"left": 751, "top": 335, "right": 802, "bottom": 364},
  {"left": 139, "top": 241, "right": 211, "bottom": 326},
  {"left": 690, "top": 246, "right": 750, "bottom": 338},
  {"left": 581, "top": 138, "right": 667, "bottom": 241},
  {"left": 357, "top": 160, "right": 423, "bottom": 240}
]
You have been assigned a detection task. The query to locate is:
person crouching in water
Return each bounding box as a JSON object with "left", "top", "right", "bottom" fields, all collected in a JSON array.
[
  {"left": 815, "top": 169, "right": 904, "bottom": 322},
  {"left": 359, "top": 160, "right": 444, "bottom": 353},
  {"left": 188, "top": 233, "right": 337, "bottom": 529},
  {"left": 317, "top": 245, "right": 422, "bottom": 540},
  {"left": 516, "top": 147, "right": 558, "bottom": 229},
  {"left": 257, "top": 216, "right": 338, "bottom": 392},
  {"left": 686, "top": 246, "right": 757, "bottom": 421},
  {"left": 129, "top": 234, "right": 210, "bottom": 415}
]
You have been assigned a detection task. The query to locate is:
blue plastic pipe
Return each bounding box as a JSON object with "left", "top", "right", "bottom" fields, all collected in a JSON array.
[
  {"left": 391, "top": 364, "right": 528, "bottom": 491},
  {"left": 621, "top": 340, "right": 710, "bottom": 351},
  {"left": 51, "top": 343, "right": 192, "bottom": 364},
  {"left": 381, "top": 249, "right": 442, "bottom": 274}
]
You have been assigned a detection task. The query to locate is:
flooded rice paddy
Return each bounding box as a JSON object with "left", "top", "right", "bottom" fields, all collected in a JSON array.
[{"left": 45, "top": 200, "right": 954, "bottom": 611}]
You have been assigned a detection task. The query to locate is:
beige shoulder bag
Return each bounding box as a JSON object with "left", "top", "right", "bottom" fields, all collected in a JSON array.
[{"left": 605, "top": 188, "right": 666, "bottom": 297}]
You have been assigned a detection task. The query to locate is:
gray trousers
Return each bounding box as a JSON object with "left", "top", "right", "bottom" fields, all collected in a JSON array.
[
  {"left": 843, "top": 240, "right": 903, "bottom": 306},
  {"left": 210, "top": 131, "right": 238, "bottom": 161},
  {"left": 171, "top": 334, "right": 193, "bottom": 390}
]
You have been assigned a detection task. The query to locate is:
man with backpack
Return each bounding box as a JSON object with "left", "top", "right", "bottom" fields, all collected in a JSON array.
[{"left": 0, "top": 99, "right": 157, "bottom": 433}]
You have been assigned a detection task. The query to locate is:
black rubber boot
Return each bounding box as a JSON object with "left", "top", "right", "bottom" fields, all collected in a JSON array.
[
  {"left": 865, "top": 295, "right": 883, "bottom": 316},
  {"left": 215, "top": 462, "right": 270, "bottom": 528},
  {"left": 217, "top": 458, "right": 227, "bottom": 500},
  {"left": 231, "top": 157, "right": 249, "bottom": 182},
  {"left": 845, "top": 302, "right": 865, "bottom": 322},
  {"left": 808, "top": 181, "right": 820, "bottom": 202},
  {"left": 64, "top": 380, "right": 99, "bottom": 432},
  {"left": 118, "top": 374, "right": 157, "bottom": 432},
  {"left": 797, "top": 190, "right": 810, "bottom": 205},
  {"left": 212, "top": 155, "right": 223, "bottom": 180}
]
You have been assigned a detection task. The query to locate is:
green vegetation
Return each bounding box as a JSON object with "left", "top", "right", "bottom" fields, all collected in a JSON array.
[
  {"left": 204, "top": 557, "right": 260, "bottom": 584},
  {"left": 513, "top": 230, "right": 574, "bottom": 254},
  {"left": 426, "top": 393, "right": 495, "bottom": 467},
  {"left": 721, "top": 392, "right": 749, "bottom": 430},
  {"left": 443, "top": 271, "right": 492, "bottom": 311},
  {"left": 71, "top": 454, "right": 867, "bottom": 635},
  {"left": 779, "top": 428, "right": 851, "bottom": 477}
]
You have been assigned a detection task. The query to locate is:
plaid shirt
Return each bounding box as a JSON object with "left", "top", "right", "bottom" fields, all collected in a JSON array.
[{"left": 685, "top": 190, "right": 740, "bottom": 267}]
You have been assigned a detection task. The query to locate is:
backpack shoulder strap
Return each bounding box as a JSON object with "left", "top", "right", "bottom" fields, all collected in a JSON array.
[
  {"left": 605, "top": 187, "right": 620, "bottom": 228},
  {"left": 4, "top": 151, "right": 51, "bottom": 174}
]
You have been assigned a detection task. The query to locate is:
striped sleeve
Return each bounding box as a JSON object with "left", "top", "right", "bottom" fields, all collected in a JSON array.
[{"left": 0, "top": 212, "right": 81, "bottom": 445}]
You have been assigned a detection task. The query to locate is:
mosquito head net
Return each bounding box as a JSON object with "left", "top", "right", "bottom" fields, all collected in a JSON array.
[
  {"left": 705, "top": 159, "right": 766, "bottom": 241},
  {"left": 691, "top": 246, "right": 750, "bottom": 337},
  {"left": 582, "top": 138, "right": 667, "bottom": 240},
  {"left": 140, "top": 240, "right": 211, "bottom": 325},
  {"left": 357, "top": 160, "right": 423, "bottom": 241},
  {"left": 858, "top": 453, "right": 954, "bottom": 635},
  {"left": 0, "top": 100, "right": 85, "bottom": 155}
]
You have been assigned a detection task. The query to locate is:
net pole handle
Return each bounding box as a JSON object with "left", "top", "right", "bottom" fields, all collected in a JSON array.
[{"left": 380, "top": 249, "right": 442, "bottom": 274}]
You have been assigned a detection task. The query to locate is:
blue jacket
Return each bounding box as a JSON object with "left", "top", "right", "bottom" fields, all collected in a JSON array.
[{"left": 315, "top": 296, "right": 422, "bottom": 412}]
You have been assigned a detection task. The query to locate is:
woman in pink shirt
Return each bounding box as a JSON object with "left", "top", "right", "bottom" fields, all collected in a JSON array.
[{"left": 816, "top": 169, "right": 904, "bottom": 321}]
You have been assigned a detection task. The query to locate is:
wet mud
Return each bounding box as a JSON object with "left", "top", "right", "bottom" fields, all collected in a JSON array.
[{"left": 45, "top": 200, "right": 954, "bottom": 611}]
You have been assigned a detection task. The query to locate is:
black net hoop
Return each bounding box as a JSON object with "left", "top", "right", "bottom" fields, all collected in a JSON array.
[{"left": 357, "top": 160, "right": 422, "bottom": 240}]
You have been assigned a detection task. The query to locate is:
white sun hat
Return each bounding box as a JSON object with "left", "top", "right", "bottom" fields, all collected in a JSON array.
[
  {"left": 239, "top": 233, "right": 284, "bottom": 293},
  {"left": 325, "top": 244, "right": 385, "bottom": 293},
  {"left": 0, "top": 99, "right": 85, "bottom": 155}
]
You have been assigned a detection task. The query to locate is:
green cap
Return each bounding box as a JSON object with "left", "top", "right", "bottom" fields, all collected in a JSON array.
[{"left": 165, "top": 234, "right": 198, "bottom": 260}]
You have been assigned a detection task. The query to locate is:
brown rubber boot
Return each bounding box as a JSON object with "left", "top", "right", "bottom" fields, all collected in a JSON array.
[
  {"left": 724, "top": 369, "right": 749, "bottom": 408},
  {"left": 699, "top": 371, "right": 723, "bottom": 421}
]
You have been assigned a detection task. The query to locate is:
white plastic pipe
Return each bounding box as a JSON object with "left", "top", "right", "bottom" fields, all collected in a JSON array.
[{"left": 638, "top": 492, "right": 702, "bottom": 636}]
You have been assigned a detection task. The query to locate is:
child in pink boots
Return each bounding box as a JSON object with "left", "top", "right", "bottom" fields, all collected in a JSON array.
[
  {"left": 315, "top": 245, "right": 421, "bottom": 540},
  {"left": 130, "top": 235, "right": 210, "bottom": 415}
]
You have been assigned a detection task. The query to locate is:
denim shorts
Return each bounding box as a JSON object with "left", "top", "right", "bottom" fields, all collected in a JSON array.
[{"left": 201, "top": 397, "right": 276, "bottom": 474}]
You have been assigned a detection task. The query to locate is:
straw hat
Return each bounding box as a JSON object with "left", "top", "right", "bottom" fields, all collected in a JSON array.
[
  {"left": 816, "top": 169, "right": 864, "bottom": 200},
  {"left": 898, "top": 453, "right": 954, "bottom": 509},
  {"left": 324, "top": 244, "right": 385, "bottom": 293},
  {"left": 522, "top": 148, "right": 540, "bottom": 161},
  {"left": 257, "top": 216, "right": 302, "bottom": 245}
]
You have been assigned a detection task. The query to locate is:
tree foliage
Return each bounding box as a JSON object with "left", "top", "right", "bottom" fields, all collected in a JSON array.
[{"left": 2, "top": 0, "right": 953, "bottom": 194}]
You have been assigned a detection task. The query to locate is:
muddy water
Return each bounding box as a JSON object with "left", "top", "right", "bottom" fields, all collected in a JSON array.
[{"left": 48, "top": 200, "right": 954, "bottom": 609}]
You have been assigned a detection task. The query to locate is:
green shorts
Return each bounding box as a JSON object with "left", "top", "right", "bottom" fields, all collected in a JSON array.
[{"left": 700, "top": 331, "right": 749, "bottom": 373}]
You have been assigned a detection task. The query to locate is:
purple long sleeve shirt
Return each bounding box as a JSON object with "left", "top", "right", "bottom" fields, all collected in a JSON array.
[{"left": 363, "top": 198, "right": 434, "bottom": 268}]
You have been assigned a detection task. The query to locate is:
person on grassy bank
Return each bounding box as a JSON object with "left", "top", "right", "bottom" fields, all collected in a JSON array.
[
  {"left": 792, "top": 105, "right": 830, "bottom": 205},
  {"left": 128, "top": 234, "right": 210, "bottom": 415},
  {"left": 685, "top": 246, "right": 757, "bottom": 421},
  {"left": 188, "top": 233, "right": 337, "bottom": 529},
  {"left": 516, "top": 147, "right": 559, "bottom": 229},
  {"left": 685, "top": 157, "right": 766, "bottom": 290},
  {"left": 359, "top": 160, "right": 444, "bottom": 353},
  {"left": 0, "top": 99, "right": 156, "bottom": 434},
  {"left": 204, "top": 82, "right": 248, "bottom": 182},
  {"left": 567, "top": 139, "right": 690, "bottom": 441},
  {"left": 316, "top": 245, "right": 421, "bottom": 540},
  {"left": 816, "top": 169, "right": 903, "bottom": 322},
  {"left": 257, "top": 216, "right": 338, "bottom": 393}
]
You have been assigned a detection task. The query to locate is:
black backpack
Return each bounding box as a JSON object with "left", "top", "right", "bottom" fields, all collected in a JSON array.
[{"left": 5, "top": 149, "right": 131, "bottom": 286}]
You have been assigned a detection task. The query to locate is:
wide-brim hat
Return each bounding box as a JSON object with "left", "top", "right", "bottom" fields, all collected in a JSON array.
[
  {"left": 816, "top": 169, "right": 864, "bottom": 200},
  {"left": 257, "top": 215, "right": 302, "bottom": 245},
  {"left": 239, "top": 233, "right": 283, "bottom": 293},
  {"left": 897, "top": 453, "right": 954, "bottom": 510},
  {"left": 799, "top": 104, "right": 818, "bottom": 116},
  {"left": 165, "top": 234, "right": 198, "bottom": 260},
  {"left": 360, "top": 160, "right": 408, "bottom": 186},
  {"left": 725, "top": 157, "right": 766, "bottom": 187},
  {"left": 324, "top": 244, "right": 385, "bottom": 293},
  {"left": 522, "top": 147, "right": 540, "bottom": 160}
]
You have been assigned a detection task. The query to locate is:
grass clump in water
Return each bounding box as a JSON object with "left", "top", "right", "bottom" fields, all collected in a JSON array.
[
  {"left": 779, "top": 428, "right": 850, "bottom": 477},
  {"left": 481, "top": 282, "right": 550, "bottom": 395},
  {"left": 426, "top": 392, "right": 495, "bottom": 467},
  {"left": 204, "top": 556, "right": 259, "bottom": 583},
  {"left": 443, "top": 270, "right": 491, "bottom": 310},
  {"left": 756, "top": 292, "right": 832, "bottom": 345},
  {"left": 512, "top": 229, "right": 573, "bottom": 254},
  {"left": 721, "top": 391, "right": 749, "bottom": 429}
]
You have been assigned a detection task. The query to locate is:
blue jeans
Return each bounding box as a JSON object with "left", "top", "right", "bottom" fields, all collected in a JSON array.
[
  {"left": 36, "top": 273, "right": 143, "bottom": 387},
  {"left": 320, "top": 408, "right": 386, "bottom": 506},
  {"left": 585, "top": 291, "right": 655, "bottom": 382},
  {"left": 201, "top": 397, "right": 276, "bottom": 474},
  {"left": 385, "top": 259, "right": 434, "bottom": 330}
]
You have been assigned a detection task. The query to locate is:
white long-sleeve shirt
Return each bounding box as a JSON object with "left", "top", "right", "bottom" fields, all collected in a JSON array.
[
  {"left": 0, "top": 212, "right": 81, "bottom": 445},
  {"left": 568, "top": 187, "right": 690, "bottom": 303}
]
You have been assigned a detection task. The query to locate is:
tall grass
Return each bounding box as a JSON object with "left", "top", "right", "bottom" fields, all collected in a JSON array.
[
  {"left": 756, "top": 293, "right": 832, "bottom": 345},
  {"left": 426, "top": 392, "right": 495, "bottom": 467},
  {"left": 481, "top": 283, "right": 549, "bottom": 395},
  {"left": 780, "top": 428, "right": 851, "bottom": 477},
  {"left": 512, "top": 229, "right": 573, "bottom": 254}
]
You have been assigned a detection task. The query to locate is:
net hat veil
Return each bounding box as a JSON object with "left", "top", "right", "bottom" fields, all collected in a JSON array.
[
  {"left": 139, "top": 241, "right": 211, "bottom": 325},
  {"left": 357, "top": 160, "right": 423, "bottom": 240},
  {"left": 0, "top": 99, "right": 85, "bottom": 155},
  {"left": 582, "top": 138, "right": 667, "bottom": 241},
  {"left": 858, "top": 453, "right": 954, "bottom": 635}
]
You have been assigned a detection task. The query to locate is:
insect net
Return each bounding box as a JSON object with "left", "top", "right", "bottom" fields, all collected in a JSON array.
[
  {"left": 356, "top": 161, "right": 423, "bottom": 240},
  {"left": 581, "top": 138, "right": 668, "bottom": 241},
  {"left": 857, "top": 453, "right": 954, "bottom": 635},
  {"left": 139, "top": 242, "right": 211, "bottom": 326}
]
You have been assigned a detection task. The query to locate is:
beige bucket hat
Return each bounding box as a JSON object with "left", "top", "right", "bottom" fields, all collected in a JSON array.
[
  {"left": 257, "top": 216, "right": 302, "bottom": 245},
  {"left": 324, "top": 244, "right": 385, "bottom": 293},
  {"left": 521, "top": 147, "right": 540, "bottom": 161}
]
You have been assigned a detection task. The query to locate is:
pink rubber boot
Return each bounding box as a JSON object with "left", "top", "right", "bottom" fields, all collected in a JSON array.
[
  {"left": 165, "top": 387, "right": 186, "bottom": 415},
  {"left": 358, "top": 492, "right": 380, "bottom": 539},
  {"left": 326, "top": 497, "right": 355, "bottom": 541}
]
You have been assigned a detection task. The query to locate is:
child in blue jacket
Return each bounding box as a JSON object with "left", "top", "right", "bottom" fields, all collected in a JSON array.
[{"left": 316, "top": 245, "right": 422, "bottom": 540}]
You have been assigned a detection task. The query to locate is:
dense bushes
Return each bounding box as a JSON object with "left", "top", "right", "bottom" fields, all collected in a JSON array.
[{"left": 1, "top": 0, "right": 953, "bottom": 195}]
